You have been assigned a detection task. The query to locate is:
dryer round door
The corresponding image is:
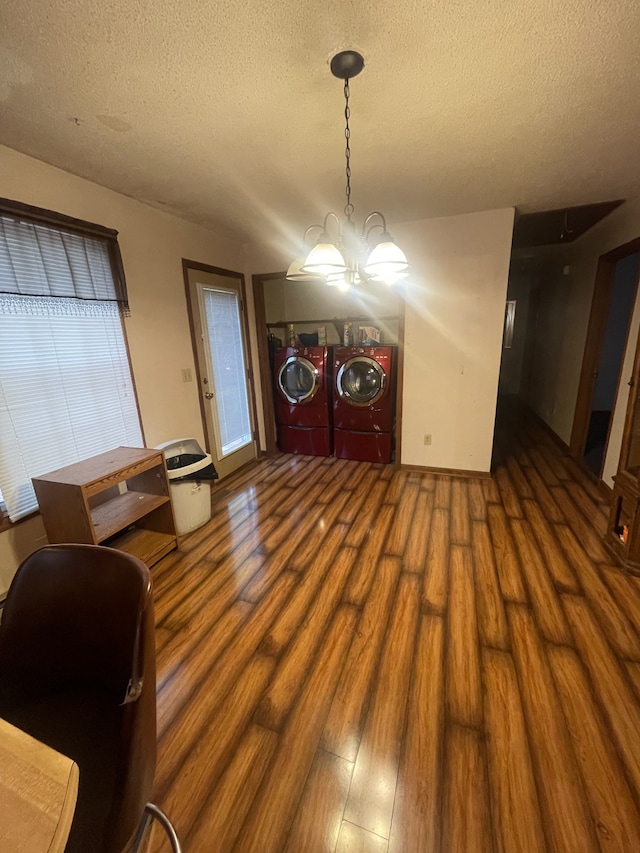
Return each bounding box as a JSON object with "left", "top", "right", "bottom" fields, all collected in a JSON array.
[
  {"left": 337, "top": 356, "right": 386, "bottom": 407},
  {"left": 277, "top": 356, "right": 320, "bottom": 404}
]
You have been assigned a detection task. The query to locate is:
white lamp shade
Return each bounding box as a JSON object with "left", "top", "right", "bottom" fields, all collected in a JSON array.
[
  {"left": 364, "top": 240, "right": 409, "bottom": 278},
  {"left": 369, "top": 269, "right": 410, "bottom": 285},
  {"left": 302, "top": 242, "right": 348, "bottom": 275},
  {"left": 286, "top": 256, "right": 324, "bottom": 282}
]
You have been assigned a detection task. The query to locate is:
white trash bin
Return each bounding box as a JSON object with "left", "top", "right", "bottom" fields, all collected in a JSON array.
[{"left": 156, "top": 438, "right": 217, "bottom": 535}]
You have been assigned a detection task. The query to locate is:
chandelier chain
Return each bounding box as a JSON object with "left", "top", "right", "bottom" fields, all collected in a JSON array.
[{"left": 344, "top": 79, "right": 354, "bottom": 221}]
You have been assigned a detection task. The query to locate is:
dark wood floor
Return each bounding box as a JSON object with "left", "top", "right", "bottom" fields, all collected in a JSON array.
[{"left": 148, "top": 407, "right": 640, "bottom": 852}]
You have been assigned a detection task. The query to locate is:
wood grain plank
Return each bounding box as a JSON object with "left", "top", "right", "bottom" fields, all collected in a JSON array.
[
  {"left": 524, "top": 464, "right": 566, "bottom": 524},
  {"left": 155, "top": 654, "right": 277, "bottom": 840},
  {"left": 602, "top": 566, "right": 640, "bottom": 633},
  {"left": 283, "top": 750, "right": 353, "bottom": 853},
  {"left": 482, "top": 648, "right": 545, "bottom": 853},
  {"left": 422, "top": 507, "right": 450, "bottom": 614},
  {"left": 523, "top": 501, "right": 580, "bottom": 593},
  {"left": 434, "top": 476, "right": 452, "bottom": 509},
  {"left": 343, "top": 574, "right": 421, "bottom": 837},
  {"left": 550, "top": 484, "right": 611, "bottom": 563},
  {"left": 494, "top": 465, "right": 523, "bottom": 519},
  {"left": 528, "top": 446, "right": 561, "bottom": 487},
  {"left": 315, "top": 463, "right": 358, "bottom": 505},
  {"left": 563, "top": 480, "right": 608, "bottom": 536},
  {"left": 388, "top": 614, "right": 444, "bottom": 853},
  {"left": 451, "top": 479, "right": 471, "bottom": 545},
  {"left": 233, "top": 605, "right": 358, "bottom": 853},
  {"left": 442, "top": 724, "right": 494, "bottom": 853},
  {"left": 472, "top": 521, "right": 510, "bottom": 651},
  {"left": 385, "top": 482, "right": 419, "bottom": 557},
  {"left": 245, "top": 524, "right": 346, "bottom": 620},
  {"left": 401, "top": 490, "right": 433, "bottom": 574},
  {"left": 487, "top": 504, "right": 528, "bottom": 603},
  {"left": 185, "top": 723, "right": 277, "bottom": 851},
  {"left": 548, "top": 645, "right": 640, "bottom": 852},
  {"left": 446, "top": 545, "right": 483, "bottom": 728},
  {"left": 624, "top": 661, "right": 640, "bottom": 699},
  {"left": 268, "top": 488, "right": 331, "bottom": 543},
  {"left": 382, "top": 469, "right": 409, "bottom": 506},
  {"left": 344, "top": 505, "right": 396, "bottom": 606},
  {"left": 507, "top": 604, "right": 599, "bottom": 853},
  {"left": 288, "top": 490, "right": 351, "bottom": 571},
  {"left": 335, "top": 822, "right": 388, "bottom": 853},
  {"left": 482, "top": 474, "right": 502, "bottom": 503},
  {"left": 510, "top": 519, "right": 573, "bottom": 645},
  {"left": 559, "top": 529, "right": 640, "bottom": 660},
  {"left": 155, "top": 570, "right": 297, "bottom": 795},
  {"left": 468, "top": 478, "right": 488, "bottom": 521},
  {"left": 156, "top": 599, "right": 252, "bottom": 737},
  {"left": 256, "top": 546, "right": 357, "bottom": 730},
  {"left": 506, "top": 455, "right": 534, "bottom": 499},
  {"left": 345, "top": 481, "right": 392, "bottom": 549},
  {"left": 562, "top": 594, "right": 640, "bottom": 801},
  {"left": 322, "top": 556, "right": 402, "bottom": 762}
]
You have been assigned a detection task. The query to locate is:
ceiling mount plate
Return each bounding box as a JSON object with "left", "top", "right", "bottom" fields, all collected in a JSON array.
[{"left": 330, "top": 50, "right": 365, "bottom": 80}]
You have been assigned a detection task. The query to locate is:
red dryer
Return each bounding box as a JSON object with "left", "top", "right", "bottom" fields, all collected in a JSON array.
[
  {"left": 333, "top": 345, "right": 396, "bottom": 463},
  {"left": 273, "top": 346, "right": 333, "bottom": 456}
]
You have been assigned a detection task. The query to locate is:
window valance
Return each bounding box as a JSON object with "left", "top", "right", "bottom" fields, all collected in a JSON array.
[{"left": 0, "top": 198, "right": 129, "bottom": 312}]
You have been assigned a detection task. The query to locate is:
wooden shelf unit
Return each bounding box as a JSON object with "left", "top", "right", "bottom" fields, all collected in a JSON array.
[
  {"left": 605, "top": 325, "right": 640, "bottom": 575},
  {"left": 32, "top": 447, "right": 178, "bottom": 568}
]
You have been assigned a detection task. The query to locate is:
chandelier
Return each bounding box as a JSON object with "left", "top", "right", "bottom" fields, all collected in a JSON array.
[{"left": 286, "top": 50, "right": 409, "bottom": 290}]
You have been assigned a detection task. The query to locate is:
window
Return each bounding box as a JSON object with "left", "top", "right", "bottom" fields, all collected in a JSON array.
[
  {"left": 202, "top": 287, "right": 253, "bottom": 456},
  {"left": 0, "top": 199, "right": 142, "bottom": 522}
]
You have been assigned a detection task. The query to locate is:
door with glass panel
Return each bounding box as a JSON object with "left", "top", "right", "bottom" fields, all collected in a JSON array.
[{"left": 186, "top": 266, "right": 256, "bottom": 479}]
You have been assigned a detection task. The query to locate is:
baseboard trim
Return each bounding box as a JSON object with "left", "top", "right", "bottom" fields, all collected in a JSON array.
[{"left": 400, "top": 463, "right": 491, "bottom": 480}]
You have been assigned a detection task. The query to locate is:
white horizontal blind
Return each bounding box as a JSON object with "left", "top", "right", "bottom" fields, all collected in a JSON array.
[
  {"left": 0, "top": 295, "right": 143, "bottom": 520},
  {"left": 202, "top": 287, "right": 252, "bottom": 456}
]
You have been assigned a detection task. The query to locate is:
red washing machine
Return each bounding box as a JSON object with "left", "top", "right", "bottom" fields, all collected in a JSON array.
[
  {"left": 273, "top": 346, "right": 333, "bottom": 456},
  {"left": 333, "top": 345, "right": 396, "bottom": 463}
]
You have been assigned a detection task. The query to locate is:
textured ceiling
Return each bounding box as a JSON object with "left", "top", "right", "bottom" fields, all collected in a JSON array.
[{"left": 1, "top": 0, "right": 639, "bottom": 250}]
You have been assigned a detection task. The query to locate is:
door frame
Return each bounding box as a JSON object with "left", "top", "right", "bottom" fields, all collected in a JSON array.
[
  {"left": 251, "top": 271, "right": 284, "bottom": 456},
  {"left": 182, "top": 259, "right": 260, "bottom": 462},
  {"left": 251, "top": 271, "right": 406, "bottom": 463},
  {"left": 570, "top": 236, "right": 640, "bottom": 461}
]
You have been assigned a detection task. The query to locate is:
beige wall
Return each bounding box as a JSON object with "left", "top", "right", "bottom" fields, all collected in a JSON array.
[
  {"left": 525, "top": 198, "right": 640, "bottom": 486},
  {"left": 0, "top": 144, "right": 246, "bottom": 585},
  {"left": 394, "top": 208, "right": 515, "bottom": 472}
]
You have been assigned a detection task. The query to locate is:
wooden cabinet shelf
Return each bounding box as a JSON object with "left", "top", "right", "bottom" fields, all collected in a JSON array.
[
  {"left": 605, "top": 338, "right": 640, "bottom": 574},
  {"left": 32, "top": 447, "right": 178, "bottom": 569}
]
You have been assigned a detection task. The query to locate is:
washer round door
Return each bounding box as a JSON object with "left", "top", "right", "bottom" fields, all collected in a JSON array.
[
  {"left": 277, "top": 356, "right": 320, "bottom": 404},
  {"left": 337, "top": 356, "right": 386, "bottom": 407}
]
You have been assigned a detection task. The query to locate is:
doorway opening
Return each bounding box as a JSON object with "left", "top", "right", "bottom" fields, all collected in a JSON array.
[
  {"left": 570, "top": 236, "right": 640, "bottom": 480},
  {"left": 582, "top": 253, "right": 640, "bottom": 475},
  {"left": 183, "top": 261, "right": 258, "bottom": 479}
]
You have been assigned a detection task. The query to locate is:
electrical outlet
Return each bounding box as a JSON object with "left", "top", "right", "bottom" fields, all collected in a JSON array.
[
  {"left": 181, "top": 368, "right": 193, "bottom": 383},
  {"left": 424, "top": 434, "right": 432, "bottom": 445}
]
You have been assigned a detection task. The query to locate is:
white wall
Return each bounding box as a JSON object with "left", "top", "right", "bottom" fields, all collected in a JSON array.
[
  {"left": 525, "top": 198, "right": 640, "bottom": 486},
  {"left": 0, "top": 144, "right": 246, "bottom": 583},
  {"left": 394, "top": 208, "right": 515, "bottom": 472}
]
